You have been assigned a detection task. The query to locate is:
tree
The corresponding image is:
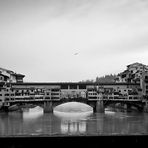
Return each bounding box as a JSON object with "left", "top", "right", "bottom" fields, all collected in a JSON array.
[{"left": 95, "top": 74, "right": 117, "bottom": 83}]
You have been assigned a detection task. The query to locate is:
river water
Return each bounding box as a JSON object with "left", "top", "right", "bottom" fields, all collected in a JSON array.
[{"left": 0, "top": 105, "right": 148, "bottom": 136}]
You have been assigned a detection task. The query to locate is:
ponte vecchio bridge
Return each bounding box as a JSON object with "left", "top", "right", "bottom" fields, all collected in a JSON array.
[{"left": 1, "top": 82, "right": 147, "bottom": 113}]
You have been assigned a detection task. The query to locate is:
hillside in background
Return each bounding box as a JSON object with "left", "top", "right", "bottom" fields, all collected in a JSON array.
[
  {"left": 80, "top": 74, "right": 117, "bottom": 83},
  {"left": 95, "top": 74, "right": 117, "bottom": 83}
]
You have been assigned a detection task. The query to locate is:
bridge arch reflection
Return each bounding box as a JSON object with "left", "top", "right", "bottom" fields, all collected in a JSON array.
[
  {"left": 54, "top": 109, "right": 93, "bottom": 134},
  {"left": 61, "top": 121, "right": 86, "bottom": 134}
]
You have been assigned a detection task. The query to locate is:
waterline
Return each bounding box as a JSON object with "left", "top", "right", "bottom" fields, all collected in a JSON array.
[{"left": 54, "top": 110, "right": 93, "bottom": 121}]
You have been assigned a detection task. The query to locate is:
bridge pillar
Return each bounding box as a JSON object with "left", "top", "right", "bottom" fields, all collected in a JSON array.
[
  {"left": 144, "top": 101, "right": 148, "bottom": 113},
  {"left": 123, "top": 104, "right": 127, "bottom": 110},
  {"left": 44, "top": 101, "right": 53, "bottom": 113},
  {"left": 123, "top": 103, "right": 131, "bottom": 112},
  {"left": 94, "top": 100, "right": 104, "bottom": 113},
  {"left": 127, "top": 104, "right": 132, "bottom": 111}
]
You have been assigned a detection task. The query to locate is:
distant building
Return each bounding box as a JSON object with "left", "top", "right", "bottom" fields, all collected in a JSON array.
[{"left": 0, "top": 67, "right": 25, "bottom": 83}]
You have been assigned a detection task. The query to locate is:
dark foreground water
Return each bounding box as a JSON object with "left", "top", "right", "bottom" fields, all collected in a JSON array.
[{"left": 0, "top": 106, "right": 148, "bottom": 136}]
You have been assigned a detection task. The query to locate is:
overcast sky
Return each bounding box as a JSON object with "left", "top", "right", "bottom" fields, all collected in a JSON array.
[{"left": 0, "top": 0, "right": 148, "bottom": 82}]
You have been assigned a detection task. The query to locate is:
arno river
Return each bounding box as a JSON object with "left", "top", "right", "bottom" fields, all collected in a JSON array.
[{"left": 0, "top": 103, "right": 148, "bottom": 136}]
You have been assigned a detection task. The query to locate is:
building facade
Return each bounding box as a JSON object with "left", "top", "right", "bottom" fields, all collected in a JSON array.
[
  {"left": 140, "top": 71, "right": 148, "bottom": 96},
  {"left": 116, "top": 62, "right": 148, "bottom": 83},
  {"left": 0, "top": 67, "right": 25, "bottom": 83}
]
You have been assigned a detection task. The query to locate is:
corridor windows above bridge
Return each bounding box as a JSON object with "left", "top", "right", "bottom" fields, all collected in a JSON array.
[
  {"left": 69, "top": 85, "right": 77, "bottom": 89},
  {"left": 61, "top": 85, "right": 68, "bottom": 89},
  {"left": 87, "top": 88, "right": 96, "bottom": 91},
  {"left": 51, "top": 93, "right": 60, "bottom": 95},
  {"left": 51, "top": 88, "right": 60, "bottom": 92},
  {"left": 79, "top": 84, "right": 86, "bottom": 89}
]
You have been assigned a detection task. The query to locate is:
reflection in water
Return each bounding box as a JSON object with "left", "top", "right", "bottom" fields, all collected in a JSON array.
[
  {"left": 54, "top": 110, "right": 93, "bottom": 121},
  {"left": 60, "top": 121, "right": 87, "bottom": 134},
  {"left": 69, "top": 122, "right": 77, "bottom": 133},
  {"left": 79, "top": 122, "right": 86, "bottom": 133},
  {"left": 61, "top": 122, "right": 68, "bottom": 134},
  {"left": 23, "top": 106, "right": 43, "bottom": 121},
  {"left": 1, "top": 106, "right": 148, "bottom": 136},
  {"left": 105, "top": 109, "right": 116, "bottom": 115},
  {"left": 54, "top": 102, "right": 93, "bottom": 135},
  {"left": 54, "top": 111, "right": 92, "bottom": 134}
]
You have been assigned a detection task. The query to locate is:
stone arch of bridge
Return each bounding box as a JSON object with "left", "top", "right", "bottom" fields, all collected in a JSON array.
[{"left": 43, "top": 100, "right": 96, "bottom": 113}]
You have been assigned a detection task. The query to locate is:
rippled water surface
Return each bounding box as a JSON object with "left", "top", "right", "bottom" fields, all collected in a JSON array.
[{"left": 0, "top": 105, "right": 148, "bottom": 136}]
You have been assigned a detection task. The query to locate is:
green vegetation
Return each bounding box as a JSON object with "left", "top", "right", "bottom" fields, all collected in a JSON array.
[
  {"left": 95, "top": 74, "right": 117, "bottom": 83},
  {"left": 80, "top": 74, "right": 117, "bottom": 83}
]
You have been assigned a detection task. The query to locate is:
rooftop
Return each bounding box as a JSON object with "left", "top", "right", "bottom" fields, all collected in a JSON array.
[{"left": 127, "top": 62, "right": 148, "bottom": 68}]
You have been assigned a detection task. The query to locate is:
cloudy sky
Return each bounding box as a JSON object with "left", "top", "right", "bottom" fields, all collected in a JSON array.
[{"left": 0, "top": 0, "right": 148, "bottom": 82}]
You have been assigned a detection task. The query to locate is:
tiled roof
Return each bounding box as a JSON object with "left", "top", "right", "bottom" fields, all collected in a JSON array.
[{"left": 0, "top": 67, "right": 14, "bottom": 74}]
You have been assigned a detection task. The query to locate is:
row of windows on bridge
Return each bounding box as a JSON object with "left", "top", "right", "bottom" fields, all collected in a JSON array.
[
  {"left": 5, "top": 87, "right": 129, "bottom": 92},
  {"left": 0, "top": 92, "right": 139, "bottom": 97},
  {"left": 2, "top": 96, "right": 139, "bottom": 102},
  {"left": 0, "top": 85, "right": 86, "bottom": 92},
  {"left": 61, "top": 85, "right": 86, "bottom": 89},
  {"left": 0, "top": 88, "right": 138, "bottom": 95},
  {"left": 0, "top": 84, "right": 140, "bottom": 96},
  {"left": 0, "top": 88, "right": 59, "bottom": 93},
  {"left": 0, "top": 92, "right": 60, "bottom": 96}
]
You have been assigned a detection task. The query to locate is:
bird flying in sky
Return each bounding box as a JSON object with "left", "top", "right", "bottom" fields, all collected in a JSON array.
[{"left": 74, "top": 53, "right": 78, "bottom": 55}]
